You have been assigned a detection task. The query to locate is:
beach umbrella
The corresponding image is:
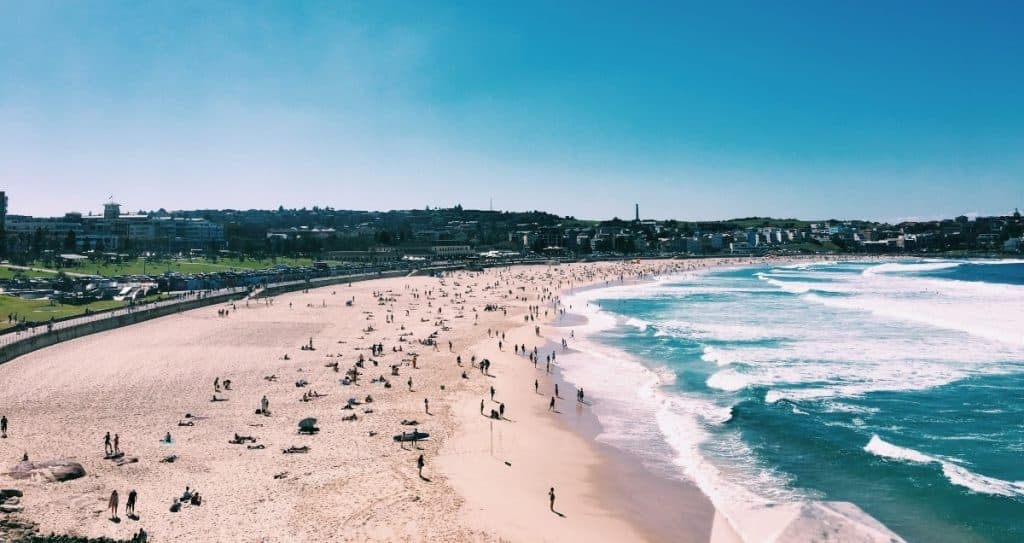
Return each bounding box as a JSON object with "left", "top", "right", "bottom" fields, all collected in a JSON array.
[{"left": 298, "top": 417, "right": 317, "bottom": 429}]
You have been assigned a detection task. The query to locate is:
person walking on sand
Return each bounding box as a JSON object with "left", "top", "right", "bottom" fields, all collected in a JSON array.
[
  {"left": 554, "top": 384, "right": 559, "bottom": 398},
  {"left": 480, "top": 399, "right": 485, "bottom": 415},
  {"left": 114, "top": 434, "right": 120, "bottom": 454},
  {"left": 1, "top": 415, "right": 7, "bottom": 438},
  {"left": 109, "top": 490, "right": 119, "bottom": 520},
  {"left": 417, "top": 454, "right": 425, "bottom": 478},
  {"left": 424, "top": 398, "right": 430, "bottom": 415},
  {"left": 534, "top": 379, "right": 539, "bottom": 394},
  {"left": 126, "top": 489, "right": 137, "bottom": 518},
  {"left": 548, "top": 396, "right": 556, "bottom": 411},
  {"left": 490, "top": 386, "right": 495, "bottom": 401},
  {"left": 549, "top": 487, "right": 556, "bottom": 512},
  {"left": 104, "top": 432, "right": 113, "bottom": 455}
]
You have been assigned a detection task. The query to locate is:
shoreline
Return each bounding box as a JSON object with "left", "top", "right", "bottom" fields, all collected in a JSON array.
[
  {"left": 539, "top": 318, "right": 730, "bottom": 543},
  {"left": 0, "top": 257, "right": 901, "bottom": 542},
  {"left": 433, "top": 262, "right": 705, "bottom": 542}
]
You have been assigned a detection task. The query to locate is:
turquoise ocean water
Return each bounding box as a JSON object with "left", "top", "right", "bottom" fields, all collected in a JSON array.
[{"left": 560, "top": 259, "right": 1024, "bottom": 542}]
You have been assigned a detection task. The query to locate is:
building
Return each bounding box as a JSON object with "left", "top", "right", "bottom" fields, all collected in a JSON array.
[
  {"left": 431, "top": 245, "right": 473, "bottom": 257},
  {"left": 746, "top": 229, "right": 759, "bottom": 247},
  {"left": 711, "top": 233, "right": 725, "bottom": 250},
  {"left": 0, "top": 191, "right": 6, "bottom": 255},
  {"left": 5, "top": 216, "right": 85, "bottom": 239},
  {"left": 131, "top": 217, "right": 225, "bottom": 251},
  {"left": 266, "top": 226, "right": 337, "bottom": 241},
  {"left": 103, "top": 201, "right": 121, "bottom": 220},
  {"left": 324, "top": 248, "right": 401, "bottom": 264}
]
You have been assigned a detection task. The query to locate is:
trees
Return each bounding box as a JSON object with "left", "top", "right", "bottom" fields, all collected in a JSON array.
[{"left": 63, "top": 230, "right": 77, "bottom": 251}]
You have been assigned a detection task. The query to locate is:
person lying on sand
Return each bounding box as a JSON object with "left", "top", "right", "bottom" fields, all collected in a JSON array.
[
  {"left": 229, "top": 433, "right": 256, "bottom": 444},
  {"left": 246, "top": 444, "right": 265, "bottom": 450},
  {"left": 177, "top": 420, "right": 195, "bottom": 426},
  {"left": 283, "top": 445, "right": 310, "bottom": 454},
  {"left": 211, "top": 394, "right": 227, "bottom": 402}
]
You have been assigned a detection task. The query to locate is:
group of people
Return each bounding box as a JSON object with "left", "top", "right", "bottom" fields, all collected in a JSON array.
[
  {"left": 107, "top": 488, "right": 139, "bottom": 521},
  {"left": 103, "top": 431, "right": 121, "bottom": 457},
  {"left": 169, "top": 486, "right": 202, "bottom": 512}
]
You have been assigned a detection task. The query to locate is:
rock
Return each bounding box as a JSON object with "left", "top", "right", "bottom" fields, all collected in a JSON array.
[
  {"left": 0, "top": 489, "right": 21, "bottom": 500},
  {"left": 3, "top": 459, "right": 86, "bottom": 482}
]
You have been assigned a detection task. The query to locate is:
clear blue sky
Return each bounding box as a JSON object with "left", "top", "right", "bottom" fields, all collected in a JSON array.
[{"left": 1, "top": 1, "right": 1021, "bottom": 221}]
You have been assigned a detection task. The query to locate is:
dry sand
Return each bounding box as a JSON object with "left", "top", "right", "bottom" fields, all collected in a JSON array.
[{"left": 0, "top": 258, "right": 840, "bottom": 542}]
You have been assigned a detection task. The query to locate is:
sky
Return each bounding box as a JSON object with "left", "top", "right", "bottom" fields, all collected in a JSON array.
[{"left": 1, "top": 1, "right": 1022, "bottom": 222}]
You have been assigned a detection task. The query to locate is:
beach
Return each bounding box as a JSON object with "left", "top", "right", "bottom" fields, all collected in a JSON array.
[{"left": 0, "top": 257, "right": 896, "bottom": 542}]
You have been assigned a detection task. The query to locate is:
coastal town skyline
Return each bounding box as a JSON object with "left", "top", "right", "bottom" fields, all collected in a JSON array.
[
  {"left": 3, "top": 194, "right": 1022, "bottom": 226},
  {"left": 3, "top": 2, "right": 1023, "bottom": 220},
  {"left": 3, "top": 189, "right": 1021, "bottom": 258}
]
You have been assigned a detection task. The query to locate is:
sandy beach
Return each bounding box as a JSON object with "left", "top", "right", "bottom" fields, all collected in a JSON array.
[{"left": 0, "top": 257, "right": 859, "bottom": 542}]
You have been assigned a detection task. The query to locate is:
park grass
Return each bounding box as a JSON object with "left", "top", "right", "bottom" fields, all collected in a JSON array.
[
  {"left": 0, "top": 266, "right": 60, "bottom": 280},
  {"left": 0, "top": 296, "right": 127, "bottom": 329},
  {"left": 24, "top": 256, "right": 317, "bottom": 277}
]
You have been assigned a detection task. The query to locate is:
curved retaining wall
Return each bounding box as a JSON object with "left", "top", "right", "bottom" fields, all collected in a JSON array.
[
  {"left": 0, "top": 291, "right": 244, "bottom": 366},
  {"left": 0, "top": 267, "right": 457, "bottom": 366}
]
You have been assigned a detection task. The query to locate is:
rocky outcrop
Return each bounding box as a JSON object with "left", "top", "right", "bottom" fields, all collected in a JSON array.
[
  {"left": 3, "top": 460, "right": 86, "bottom": 482},
  {"left": 1, "top": 515, "right": 147, "bottom": 542},
  {"left": 1, "top": 487, "right": 23, "bottom": 513}
]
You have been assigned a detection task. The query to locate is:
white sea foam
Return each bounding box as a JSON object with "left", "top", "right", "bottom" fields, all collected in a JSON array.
[
  {"left": 706, "top": 368, "right": 753, "bottom": 391},
  {"left": 700, "top": 345, "right": 749, "bottom": 367},
  {"left": 864, "top": 434, "right": 934, "bottom": 463},
  {"left": 658, "top": 320, "right": 780, "bottom": 342},
  {"left": 865, "top": 435, "right": 1024, "bottom": 497},
  {"left": 624, "top": 316, "right": 651, "bottom": 331},
  {"left": 861, "top": 261, "right": 963, "bottom": 276},
  {"left": 761, "top": 261, "right": 1024, "bottom": 346},
  {"left": 558, "top": 288, "right": 802, "bottom": 534},
  {"left": 820, "top": 401, "right": 881, "bottom": 415},
  {"left": 558, "top": 259, "right": 1024, "bottom": 537}
]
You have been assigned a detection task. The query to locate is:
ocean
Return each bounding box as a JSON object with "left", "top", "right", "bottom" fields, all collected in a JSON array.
[{"left": 558, "top": 259, "right": 1024, "bottom": 542}]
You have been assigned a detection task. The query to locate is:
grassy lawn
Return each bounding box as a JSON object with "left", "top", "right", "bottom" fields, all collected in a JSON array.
[
  {"left": 25, "top": 256, "right": 316, "bottom": 277},
  {"left": 0, "top": 266, "right": 60, "bottom": 280},
  {"left": 0, "top": 295, "right": 127, "bottom": 329}
]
